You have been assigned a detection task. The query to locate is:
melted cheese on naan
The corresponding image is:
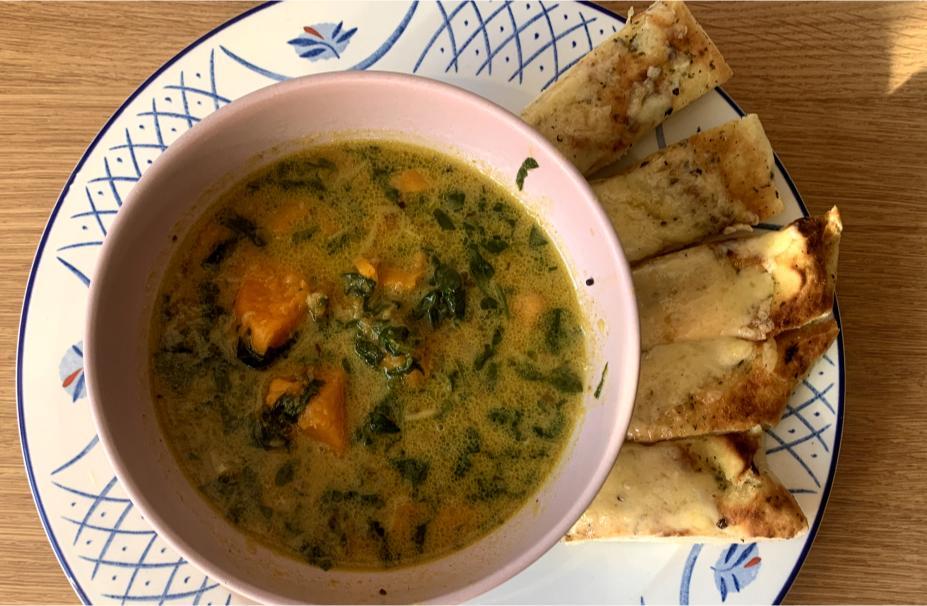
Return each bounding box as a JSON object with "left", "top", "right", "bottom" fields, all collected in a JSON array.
[
  {"left": 629, "top": 318, "right": 839, "bottom": 442},
  {"left": 634, "top": 208, "right": 842, "bottom": 349},
  {"left": 566, "top": 429, "right": 808, "bottom": 541}
]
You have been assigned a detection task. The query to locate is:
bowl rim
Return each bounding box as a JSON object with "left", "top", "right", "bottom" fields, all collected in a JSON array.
[{"left": 85, "top": 70, "right": 640, "bottom": 604}]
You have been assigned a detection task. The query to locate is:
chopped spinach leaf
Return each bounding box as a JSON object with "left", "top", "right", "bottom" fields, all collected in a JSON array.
[
  {"left": 594, "top": 363, "right": 609, "bottom": 399},
  {"left": 462, "top": 220, "right": 485, "bottom": 239},
  {"left": 384, "top": 354, "right": 417, "bottom": 377},
  {"left": 510, "top": 359, "right": 583, "bottom": 393},
  {"left": 205, "top": 467, "right": 264, "bottom": 526},
  {"left": 321, "top": 489, "right": 384, "bottom": 508},
  {"left": 488, "top": 406, "right": 524, "bottom": 441},
  {"left": 468, "top": 247, "right": 495, "bottom": 283},
  {"left": 300, "top": 543, "right": 333, "bottom": 571},
  {"left": 463, "top": 426, "right": 482, "bottom": 454},
  {"left": 533, "top": 408, "right": 566, "bottom": 440},
  {"left": 542, "top": 308, "right": 574, "bottom": 353},
  {"left": 202, "top": 238, "right": 237, "bottom": 268},
  {"left": 470, "top": 474, "right": 508, "bottom": 502},
  {"left": 199, "top": 281, "right": 222, "bottom": 322},
  {"left": 480, "top": 296, "right": 498, "bottom": 310},
  {"left": 482, "top": 236, "right": 509, "bottom": 254},
  {"left": 252, "top": 380, "right": 324, "bottom": 450},
  {"left": 515, "top": 157, "right": 539, "bottom": 190},
  {"left": 367, "top": 518, "right": 394, "bottom": 562},
  {"left": 342, "top": 272, "right": 376, "bottom": 298},
  {"left": 485, "top": 361, "right": 500, "bottom": 386},
  {"left": 413, "top": 523, "right": 428, "bottom": 552},
  {"left": 326, "top": 232, "right": 351, "bottom": 253},
  {"left": 454, "top": 427, "right": 483, "bottom": 478},
  {"left": 491, "top": 201, "right": 519, "bottom": 228},
  {"left": 548, "top": 365, "right": 584, "bottom": 393},
  {"left": 291, "top": 227, "right": 317, "bottom": 244},
  {"left": 433, "top": 208, "right": 456, "bottom": 230},
  {"left": 310, "top": 158, "right": 336, "bottom": 170},
  {"left": 274, "top": 460, "right": 297, "bottom": 486},
  {"left": 413, "top": 258, "right": 466, "bottom": 327},
  {"left": 236, "top": 335, "right": 294, "bottom": 369},
  {"left": 275, "top": 378, "right": 323, "bottom": 419},
  {"left": 354, "top": 335, "right": 384, "bottom": 368},
  {"left": 443, "top": 190, "right": 466, "bottom": 210},
  {"left": 378, "top": 324, "right": 411, "bottom": 355},
  {"left": 474, "top": 326, "right": 504, "bottom": 371},
  {"left": 391, "top": 457, "right": 430, "bottom": 487},
  {"left": 220, "top": 213, "right": 265, "bottom": 247},
  {"left": 273, "top": 158, "right": 329, "bottom": 193},
  {"left": 355, "top": 398, "right": 401, "bottom": 446},
  {"left": 448, "top": 369, "right": 461, "bottom": 392},
  {"left": 251, "top": 406, "right": 291, "bottom": 450},
  {"left": 510, "top": 359, "right": 546, "bottom": 381},
  {"left": 467, "top": 246, "right": 509, "bottom": 316},
  {"left": 528, "top": 225, "right": 548, "bottom": 247}
]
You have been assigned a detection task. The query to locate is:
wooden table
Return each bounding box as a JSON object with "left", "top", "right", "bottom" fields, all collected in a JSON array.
[{"left": 2, "top": 2, "right": 925, "bottom": 603}]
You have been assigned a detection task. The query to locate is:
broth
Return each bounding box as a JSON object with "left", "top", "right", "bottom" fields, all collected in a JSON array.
[{"left": 150, "top": 141, "right": 586, "bottom": 570}]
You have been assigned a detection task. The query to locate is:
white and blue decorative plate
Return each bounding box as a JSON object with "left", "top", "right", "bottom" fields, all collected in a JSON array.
[{"left": 17, "top": 2, "right": 844, "bottom": 604}]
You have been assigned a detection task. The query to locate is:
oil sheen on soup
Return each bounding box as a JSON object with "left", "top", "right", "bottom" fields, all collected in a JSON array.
[{"left": 150, "top": 141, "right": 587, "bottom": 570}]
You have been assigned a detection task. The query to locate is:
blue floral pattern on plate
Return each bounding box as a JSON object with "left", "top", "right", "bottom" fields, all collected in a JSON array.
[
  {"left": 59, "top": 341, "right": 86, "bottom": 402},
  {"left": 287, "top": 21, "right": 358, "bottom": 61},
  {"left": 713, "top": 543, "right": 762, "bottom": 602}
]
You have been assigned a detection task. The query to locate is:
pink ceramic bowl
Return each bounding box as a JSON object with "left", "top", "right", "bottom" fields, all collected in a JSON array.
[{"left": 85, "top": 71, "right": 639, "bottom": 604}]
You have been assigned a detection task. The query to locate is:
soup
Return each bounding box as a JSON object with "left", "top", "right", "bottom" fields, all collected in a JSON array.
[{"left": 150, "top": 141, "right": 587, "bottom": 570}]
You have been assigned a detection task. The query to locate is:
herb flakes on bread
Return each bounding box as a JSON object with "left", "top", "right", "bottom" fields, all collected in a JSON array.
[
  {"left": 595, "top": 114, "right": 782, "bottom": 263},
  {"left": 566, "top": 428, "right": 808, "bottom": 542},
  {"left": 522, "top": 0, "right": 732, "bottom": 175},
  {"left": 634, "top": 208, "right": 842, "bottom": 350}
]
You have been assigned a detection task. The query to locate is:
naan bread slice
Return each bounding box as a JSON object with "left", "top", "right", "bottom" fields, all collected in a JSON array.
[
  {"left": 521, "top": 0, "right": 732, "bottom": 175},
  {"left": 629, "top": 317, "right": 839, "bottom": 442},
  {"left": 565, "top": 428, "right": 807, "bottom": 542},
  {"left": 635, "top": 208, "right": 842, "bottom": 350},
  {"left": 594, "top": 114, "right": 782, "bottom": 263}
]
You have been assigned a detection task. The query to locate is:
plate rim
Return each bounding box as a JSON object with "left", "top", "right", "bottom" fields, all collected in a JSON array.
[{"left": 15, "top": 2, "right": 846, "bottom": 604}]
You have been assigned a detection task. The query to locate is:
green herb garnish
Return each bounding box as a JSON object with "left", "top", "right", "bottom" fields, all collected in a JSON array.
[
  {"left": 433, "top": 208, "right": 456, "bottom": 230},
  {"left": 515, "top": 157, "right": 539, "bottom": 190},
  {"left": 594, "top": 363, "right": 609, "bottom": 399}
]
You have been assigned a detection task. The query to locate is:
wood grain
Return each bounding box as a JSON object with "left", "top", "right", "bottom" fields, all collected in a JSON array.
[{"left": 1, "top": 2, "right": 925, "bottom": 603}]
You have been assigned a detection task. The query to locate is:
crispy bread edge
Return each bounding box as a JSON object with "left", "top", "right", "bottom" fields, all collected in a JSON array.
[
  {"left": 629, "top": 317, "right": 839, "bottom": 442},
  {"left": 565, "top": 431, "right": 808, "bottom": 542},
  {"left": 770, "top": 207, "right": 843, "bottom": 330}
]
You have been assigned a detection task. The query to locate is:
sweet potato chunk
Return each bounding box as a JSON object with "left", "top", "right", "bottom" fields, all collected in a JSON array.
[
  {"left": 381, "top": 252, "right": 427, "bottom": 293},
  {"left": 298, "top": 367, "right": 348, "bottom": 455},
  {"left": 234, "top": 261, "right": 308, "bottom": 358},
  {"left": 390, "top": 169, "right": 429, "bottom": 193},
  {"left": 353, "top": 257, "right": 379, "bottom": 281}
]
